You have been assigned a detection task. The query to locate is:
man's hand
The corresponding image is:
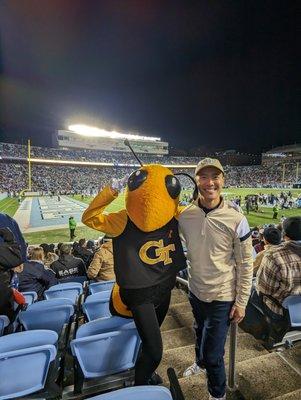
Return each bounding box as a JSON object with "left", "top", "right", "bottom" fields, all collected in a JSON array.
[{"left": 229, "top": 304, "right": 245, "bottom": 323}]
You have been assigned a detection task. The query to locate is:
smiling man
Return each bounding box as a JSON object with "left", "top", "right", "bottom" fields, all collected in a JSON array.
[{"left": 178, "top": 158, "right": 253, "bottom": 400}]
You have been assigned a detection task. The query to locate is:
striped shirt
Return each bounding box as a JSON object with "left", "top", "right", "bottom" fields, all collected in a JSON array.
[{"left": 256, "top": 241, "right": 301, "bottom": 315}]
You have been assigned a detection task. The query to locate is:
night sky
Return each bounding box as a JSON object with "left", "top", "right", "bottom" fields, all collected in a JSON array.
[{"left": 0, "top": 1, "right": 299, "bottom": 153}]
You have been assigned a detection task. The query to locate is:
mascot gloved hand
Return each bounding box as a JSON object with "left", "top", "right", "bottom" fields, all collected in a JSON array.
[{"left": 82, "top": 158, "right": 192, "bottom": 385}]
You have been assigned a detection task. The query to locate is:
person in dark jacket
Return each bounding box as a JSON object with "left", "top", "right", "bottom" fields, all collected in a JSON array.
[
  {"left": 72, "top": 239, "right": 93, "bottom": 267},
  {"left": 50, "top": 243, "right": 87, "bottom": 280},
  {"left": 0, "top": 213, "right": 27, "bottom": 262},
  {"left": 18, "top": 247, "right": 57, "bottom": 299}
]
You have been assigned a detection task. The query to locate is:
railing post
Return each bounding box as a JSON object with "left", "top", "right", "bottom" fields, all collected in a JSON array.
[{"left": 228, "top": 321, "right": 238, "bottom": 391}]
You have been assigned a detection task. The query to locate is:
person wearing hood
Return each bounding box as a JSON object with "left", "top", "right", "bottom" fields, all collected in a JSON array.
[
  {"left": 87, "top": 238, "right": 115, "bottom": 281},
  {"left": 50, "top": 243, "right": 87, "bottom": 280}
]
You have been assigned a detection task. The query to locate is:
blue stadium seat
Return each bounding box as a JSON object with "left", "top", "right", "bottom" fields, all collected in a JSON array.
[
  {"left": 19, "top": 304, "right": 74, "bottom": 334},
  {"left": 0, "top": 330, "right": 58, "bottom": 399},
  {"left": 21, "top": 291, "right": 38, "bottom": 305},
  {"left": 76, "top": 316, "right": 133, "bottom": 339},
  {"left": 282, "top": 295, "right": 301, "bottom": 328},
  {"left": 27, "top": 297, "right": 74, "bottom": 310},
  {"left": 71, "top": 322, "right": 140, "bottom": 379},
  {"left": 85, "top": 386, "right": 173, "bottom": 400},
  {"left": 0, "top": 315, "right": 10, "bottom": 336},
  {"left": 89, "top": 280, "right": 115, "bottom": 294},
  {"left": 44, "top": 282, "right": 83, "bottom": 303},
  {"left": 83, "top": 291, "right": 111, "bottom": 321},
  {"left": 60, "top": 276, "right": 87, "bottom": 284}
]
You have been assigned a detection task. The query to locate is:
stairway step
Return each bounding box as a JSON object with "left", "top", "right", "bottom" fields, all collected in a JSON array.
[
  {"left": 170, "top": 289, "right": 189, "bottom": 305},
  {"left": 161, "top": 315, "right": 182, "bottom": 331},
  {"left": 271, "top": 389, "right": 301, "bottom": 400},
  {"left": 178, "top": 374, "right": 244, "bottom": 400},
  {"left": 159, "top": 333, "right": 268, "bottom": 383},
  {"left": 276, "top": 342, "right": 301, "bottom": 376},
  {"left": 168, "top": 302, "right": 192, "bottom": 316},
  {"left": 162, "top": 327, "right": 195, "bottom": 350},
  {"left": 237, "top": 352, "right": 301, "bottom": 399}
]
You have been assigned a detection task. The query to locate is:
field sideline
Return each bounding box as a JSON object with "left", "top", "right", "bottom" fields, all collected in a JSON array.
[{"left": 0, "top": 188, "right": 300, "bottom": 244}]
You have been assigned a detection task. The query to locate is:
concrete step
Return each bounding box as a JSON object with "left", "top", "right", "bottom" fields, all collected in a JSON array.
[
  {"left": 161, "top": 315, "right": 183, "bottom": 331},
  {"left": 177, "top": 374, "right": 244, "bottom": 400},
  {"left": 271, "top": 389, "right": 301, "bottom": 400},
  {"left": 276, "top": 342, "right": 301, "bottom": 376},
  {"left": 159, "top": 333, "right": 268, "bottom": 383},
  {"left": 236, "top": 352, "right": 301, "bottom": 399},
  {"left": 170, "top": 289, "right": 189, "bottom": 305},
  {"left": 168, "top": 302, "right": 192, "bottom": 316},
  {"left": 162, "top": 327, "right": 195, "bottom": 350}
]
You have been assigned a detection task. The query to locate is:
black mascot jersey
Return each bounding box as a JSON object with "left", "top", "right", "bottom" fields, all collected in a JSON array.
[{"left": 113, "top": 217, "right": 186, "bottom": 289}]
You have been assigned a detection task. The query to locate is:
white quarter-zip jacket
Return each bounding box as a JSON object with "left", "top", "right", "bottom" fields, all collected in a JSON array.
[{"left": 178, "top": 199, "right": 253, "bottom": 308}]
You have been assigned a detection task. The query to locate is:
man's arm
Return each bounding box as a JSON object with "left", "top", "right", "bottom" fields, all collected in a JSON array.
[
  {"left": 256, "top": 254, "right": 280, "bottom": 297},
  {"left": 232, "top": 217, "right": 254, "bottom": 322}
]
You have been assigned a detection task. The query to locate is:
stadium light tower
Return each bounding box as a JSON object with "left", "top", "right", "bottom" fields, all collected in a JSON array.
[{"left": 68, "top": 124, "right": 160, "bottom": 142}]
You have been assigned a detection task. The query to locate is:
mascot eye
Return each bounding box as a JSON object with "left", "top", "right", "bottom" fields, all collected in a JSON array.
[
  {"left": 165, "top": 175, "right": 181, "bottom": 199},
  {"left": 128, "top": 169, "right": 148, "bottom": 191}
]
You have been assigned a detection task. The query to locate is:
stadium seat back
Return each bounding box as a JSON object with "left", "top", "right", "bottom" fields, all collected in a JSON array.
[
  {"left": 0, "top": 329, "right": 58, "bottom": 353},
  {"left": 0, "top": 315, "right": 10, "bottom": 336},
  {"left": 282, "top": 295, "right": 301, "bottom": 327},
  {"left": 44, "top": 282, "right": 83, "bottom": 303},
  {"left": 85, "top": 386, "right": 173, "bottom": 400},
  {"left": 71, "top": 327, "right": 140, "bottom": 378},
  {"left": 19, "top": 305, "right": 74, "bottom": 334},
  {"left": 27, "top": 297, "right": 74, "bottom": 310},
  {"left": 76, "top": 317, "right": 134, "bottom": 338},
  {"left": 89, "top": 280, "right": 115, "bottom": 294},
  {"left": 83, "top": 299, "right": 111, "bottom": 321},
  {"left": 21, "top": 291, "right": 38, "bottom": 305},
  {"left": 0, "top": 345, "right": 56, "bottom": 400},
  {"left": 59, "top": 276, "right": 87, "bottom": 284},
  {"left": 85, "top": 290, "right": 111, "bottom": 301}
]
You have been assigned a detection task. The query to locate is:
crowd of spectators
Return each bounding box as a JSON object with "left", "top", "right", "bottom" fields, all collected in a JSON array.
[{"left": 0, "top": 162, "right": 300, "bottom": 195}]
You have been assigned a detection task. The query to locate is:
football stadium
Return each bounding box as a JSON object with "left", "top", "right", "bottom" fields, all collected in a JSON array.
[
  {"left": 1, "top": 3, "right": 300, "bottom": 400},
  {"left": 1, "top": 130, "right": 301, "bottom": 400}
]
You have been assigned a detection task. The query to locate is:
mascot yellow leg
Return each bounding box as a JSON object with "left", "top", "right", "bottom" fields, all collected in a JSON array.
[{"left": 110, "top": 283, "right": 133, "bottom": 318}]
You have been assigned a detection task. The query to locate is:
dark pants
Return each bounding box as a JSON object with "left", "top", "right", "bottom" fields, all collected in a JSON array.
[
  {"left": 189, "top": 291, "right": 233, "bottom": 398},
  {"left": 70, "top": 228, "right": 75, "bottom": 240},
  {"left": 239, "top": 290, "right": 288, "bottom": 342},
  {"left": 131, "top": 291, "right": 171, "bottom": 385}
]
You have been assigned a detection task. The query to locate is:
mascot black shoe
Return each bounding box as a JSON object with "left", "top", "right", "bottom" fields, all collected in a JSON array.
[{"left": 82, "top": 161, "right": 189, "bottom": 385}]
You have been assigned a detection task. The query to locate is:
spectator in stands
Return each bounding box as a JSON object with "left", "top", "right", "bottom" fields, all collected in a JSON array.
[
  {"left": 69, "top": 216, "right": 77, "bottom": 240},
  {"left": 72, "top": 238, "right": 93, "bottom": 267},
  {"left": 0, "top": 213, "right": 27, "bottom": 262},
  {"left": 87, "top": 238, "right": 115, "bottom": 281},
  {"left": 40, "top": 243, "right": 59, "bottom": 268},
  {"left": 50, "top": 243, "right": 87, "bottom": 280},
  {"left": 18, "top": 247, "right": 57, "bottom": 299},
  {"left": 240, "top": 217, "right": 301, "bottom": 341},
  {"left": 179, "top": 158, "right": 253, "bottom": 400},
  {"left": 253, "top": 227, "right": 282, "bottom": 276}
]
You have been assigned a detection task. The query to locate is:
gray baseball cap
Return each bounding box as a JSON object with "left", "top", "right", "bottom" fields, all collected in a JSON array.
[{"left": 195, "top": 158, "right": 224, "bottom": 175}]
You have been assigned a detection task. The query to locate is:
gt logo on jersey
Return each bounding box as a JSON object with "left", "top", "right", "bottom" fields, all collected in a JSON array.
[{"left": 139, "top": 239, "right": 175, "bottom": 266}]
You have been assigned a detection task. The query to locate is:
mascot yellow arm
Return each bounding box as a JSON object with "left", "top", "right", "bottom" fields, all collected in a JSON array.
[
  {"left": 175, "top": 205, "right": 188, "bottom": 219},
  {"left": 81, "top": 186, "right": 127, "bottom": 237}
]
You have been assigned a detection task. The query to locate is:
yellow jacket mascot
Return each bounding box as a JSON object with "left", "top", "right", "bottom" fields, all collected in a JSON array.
[{"left": 82, "top": 146, "right": 189, "bottom": 385}]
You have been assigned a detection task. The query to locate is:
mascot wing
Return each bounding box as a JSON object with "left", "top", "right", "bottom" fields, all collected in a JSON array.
[{"left": 82, "top": 186, "right": 127, "bottom": 237}]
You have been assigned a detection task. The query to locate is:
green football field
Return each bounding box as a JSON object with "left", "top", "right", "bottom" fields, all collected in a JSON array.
[{"left": 10, "top": 187, "right": 299, "bottom": 244}]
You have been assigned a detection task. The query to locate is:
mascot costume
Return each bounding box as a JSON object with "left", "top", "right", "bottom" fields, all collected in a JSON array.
[{"left": 82, "top": 140, "right": 197, "bottom": 385}]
